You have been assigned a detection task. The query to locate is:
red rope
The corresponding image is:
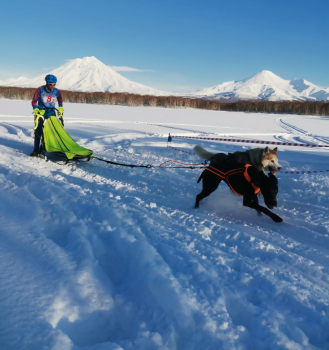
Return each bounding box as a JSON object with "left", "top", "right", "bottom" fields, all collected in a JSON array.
[
  {"left": 171, "top": 135, "right": 329, "bottom": 148},
  {"left": 153, "top": 160, "right": 205, "bottom": 168}
]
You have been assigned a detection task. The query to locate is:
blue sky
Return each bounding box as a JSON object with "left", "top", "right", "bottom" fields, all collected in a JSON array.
[{"left": 1, "top": 0, "right": 328, "bottom": 92}]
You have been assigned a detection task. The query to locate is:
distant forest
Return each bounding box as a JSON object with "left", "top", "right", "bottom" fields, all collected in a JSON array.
[{"left": 1, "top": 86, "right": 328, "bottom": 116}]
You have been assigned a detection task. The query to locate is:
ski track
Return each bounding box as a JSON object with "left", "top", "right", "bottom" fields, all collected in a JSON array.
[
  {"left": 276, "top": 118, "right": 329, "bottom": 146},
  {"left": 0, "top": 114, "right": 329, "bottom": 350}
]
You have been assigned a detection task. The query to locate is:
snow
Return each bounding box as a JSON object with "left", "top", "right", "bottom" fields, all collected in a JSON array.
[
  {"left": 0, "top": 57, "right": 167, "bottom": 96},
  {"left": 0, "top": 98, "right": 329, "bottom": 350},
  {"left": 186, "top": 70, "right": 329, "bottom": 102}
]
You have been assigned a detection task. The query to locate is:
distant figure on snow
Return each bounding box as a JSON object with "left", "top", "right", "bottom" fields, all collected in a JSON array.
[{"left": 30, "top": 74, "right": 64, "bottom": 156}]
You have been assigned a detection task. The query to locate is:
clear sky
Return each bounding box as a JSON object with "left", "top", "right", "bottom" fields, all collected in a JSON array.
[{"left": 1, "top": 0, "right": 328, "bottom": 92}]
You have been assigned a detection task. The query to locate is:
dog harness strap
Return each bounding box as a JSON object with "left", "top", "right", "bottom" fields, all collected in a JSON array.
[
  {"left": 208, "top": 165, "right": 245, "bottom": 177},
  {"left": 203, "top": 165, "right": 260, "bottom": 196},
  {"left": 224, "top": 168, "right": 248, "bottom": 196},
  {"left": 225, "top": 178, "right": 243, "bottom": 197},
  {"left": 203, "top": 167, "right": 226, "bottom": 179},
  {"left": 244, "top": 165, "right": 260, "bottom": 194},
  {"left": 203, "top": 166, "right": 246, "bottom": 197}
]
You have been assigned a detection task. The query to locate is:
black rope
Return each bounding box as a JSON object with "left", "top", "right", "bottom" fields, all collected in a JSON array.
[
  {"left": 162, "top": 166, "right": 204, "bottom": 169},
  {"left": 92, "top": 156, "right": 205, "bottom": 169},
  {"left": 92, "top": 156, "right": 152, "bottom": 168}
]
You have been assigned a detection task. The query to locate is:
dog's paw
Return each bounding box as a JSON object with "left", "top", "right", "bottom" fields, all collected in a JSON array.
[{"left": 271, "top": 213, "right": 283, "bottom": 222}]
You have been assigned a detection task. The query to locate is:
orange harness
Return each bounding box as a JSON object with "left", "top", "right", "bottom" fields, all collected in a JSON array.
[{"left": 203, "top": 164, "right": 260, "bottom": 197}]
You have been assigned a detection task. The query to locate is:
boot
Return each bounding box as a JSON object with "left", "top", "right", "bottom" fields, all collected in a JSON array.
[{"left": 30, "top": 150, "right": 38, "bottom": 157}]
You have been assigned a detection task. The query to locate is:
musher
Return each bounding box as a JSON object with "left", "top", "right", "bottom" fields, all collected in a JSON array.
[{"left": 30, "top": 74, "right": 64, "bottom": 156}]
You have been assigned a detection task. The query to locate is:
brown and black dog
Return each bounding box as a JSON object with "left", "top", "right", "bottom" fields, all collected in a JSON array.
[
  {"left": 194, "top": 145, "right": 282, "bottom": 173},
  {"left": 195, "top": 157, "right": 283, "bottom": 222}
]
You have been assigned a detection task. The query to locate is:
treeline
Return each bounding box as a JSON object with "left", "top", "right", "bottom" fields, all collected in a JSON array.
[{"left": 0, "top": 86, "right": 328, "bottom": 116}]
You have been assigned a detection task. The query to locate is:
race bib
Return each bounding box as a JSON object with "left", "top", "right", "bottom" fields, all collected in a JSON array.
[{"left": 42, "top": 92, "right": 57, "bottom": 106}]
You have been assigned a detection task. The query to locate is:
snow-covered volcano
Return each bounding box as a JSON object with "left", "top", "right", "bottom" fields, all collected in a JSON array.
[
  {"left": 186, "top": 70, "right": 329, "bottom": 102},
  {"left": 0, "top": 56, "right": 165, "bottom": 95},
  {"left": 1, "top": 63, "right": 328, "bottom": 101}
]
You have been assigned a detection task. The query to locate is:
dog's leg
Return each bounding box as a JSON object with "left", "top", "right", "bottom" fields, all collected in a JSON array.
[
  {"left": 252, "top": 194, "right": 262, "bottom": 216},
  {"left": 243, "top": 195, "right": 282, "bottom": 222},
  {"left": 195, "top": 188, "right": 216, "bottom": 208},
  {"left": 197, "top": 171, "right": 204, "bottom": 184},
  {"left": 195, "top": 171, "right": 221, "bottom": 208}
]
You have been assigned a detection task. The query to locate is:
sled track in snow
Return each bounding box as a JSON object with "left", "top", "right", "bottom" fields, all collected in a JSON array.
[
  {"left": 276, "top": 117, "right": 329, "bottom": 146},
  {"left": 0, "top": 122, "right": 32, "bottom": 139}
]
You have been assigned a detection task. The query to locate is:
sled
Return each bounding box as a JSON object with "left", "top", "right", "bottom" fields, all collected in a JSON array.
[{"left": 43, "top": 116, "right": 93, "bottom": 161}]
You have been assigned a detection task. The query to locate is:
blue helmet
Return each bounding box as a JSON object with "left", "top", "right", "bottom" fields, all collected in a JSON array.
[{"left": 45, "top": 74, "right": 57, "bottom": 83}]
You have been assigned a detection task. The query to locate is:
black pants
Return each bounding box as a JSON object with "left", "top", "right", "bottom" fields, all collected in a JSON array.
[{"left": 33, "top": 118, "right": 44, "bottom": 153}]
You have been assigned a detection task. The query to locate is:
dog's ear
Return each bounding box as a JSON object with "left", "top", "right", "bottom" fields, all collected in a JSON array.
[
  {"left": 273, "top": 147, "right": 278, "bottom": 153},
  {"left": 263, "top": 146, "right": 269, "bottom": 155}
]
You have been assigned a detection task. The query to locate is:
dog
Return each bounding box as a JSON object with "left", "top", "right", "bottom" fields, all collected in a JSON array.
[
  {"left": 194, "top": 145, "right": 282, "bottom": 173},
  {"left": 195, "top": 158, "right": 283, "bottom": 222}
]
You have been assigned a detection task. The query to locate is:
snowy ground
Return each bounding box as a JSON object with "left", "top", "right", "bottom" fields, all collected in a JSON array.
[{"left": 0, "top": 99, "right": 329, "bottom": 350}]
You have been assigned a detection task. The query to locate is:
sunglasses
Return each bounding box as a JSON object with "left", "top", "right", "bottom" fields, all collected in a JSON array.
[{"left": 48, "top": 83, "right": 56, "bottom": 86}]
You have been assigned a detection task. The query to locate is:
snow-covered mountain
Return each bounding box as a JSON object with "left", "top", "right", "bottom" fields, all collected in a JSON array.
[
  {"left": 0, "top": 56, "right": 165, "bottom": 95},
  {"left": 1, "top": 62, "right": 328, "bottom": 102},
  {"left": 186, "top": 70, "right": 329, "bottom": 102}
]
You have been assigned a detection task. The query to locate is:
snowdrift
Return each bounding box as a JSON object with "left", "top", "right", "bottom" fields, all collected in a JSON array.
[{"left": 0, "top": 99, "right": 329, "bottom": 350}]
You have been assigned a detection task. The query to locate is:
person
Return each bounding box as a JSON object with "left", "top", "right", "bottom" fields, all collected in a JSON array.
[{"left": 30, "top": 74, "right": 64, "bottom": 156}]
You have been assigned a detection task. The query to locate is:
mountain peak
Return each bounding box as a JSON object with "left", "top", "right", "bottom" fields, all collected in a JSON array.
[
  {"left": 258, "top": 70, "right": 274, "bottom": 75},
  {"left": 0, "top": 57, "right": 164, "bottom": 95},
  {"left": 251, "top": 70, "right": 281, "bottom": 80},
  {"left": 74, "top": 56, "right": 101, "bottom": 63},
  {"left": 65, "top": 56, "right": 106, "bottom": 68},
  {"left": 186, "top": 70, "right": 329, "bottom": 102},
  {"left": 72, "top": 56, "right": 97, "bottom": 61},
  {"left": 244, "top": 70, "right": 285, "bottom": 87}
]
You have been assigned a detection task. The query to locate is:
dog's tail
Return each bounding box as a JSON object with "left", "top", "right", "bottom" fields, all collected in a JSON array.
[
  {"left": 197, "top": 171, "right": 204, "bottom": 183},
  {"left": 194, "top": 145, "right": 214, "bottom": 160}
]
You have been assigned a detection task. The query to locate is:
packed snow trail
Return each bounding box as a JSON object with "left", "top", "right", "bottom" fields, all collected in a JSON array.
[
  {"left": 276, "top": 117, "right": 329, "bottom": 146},
  {"left": 0, "top": 100, "right": 329, "bottom": 350}
]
